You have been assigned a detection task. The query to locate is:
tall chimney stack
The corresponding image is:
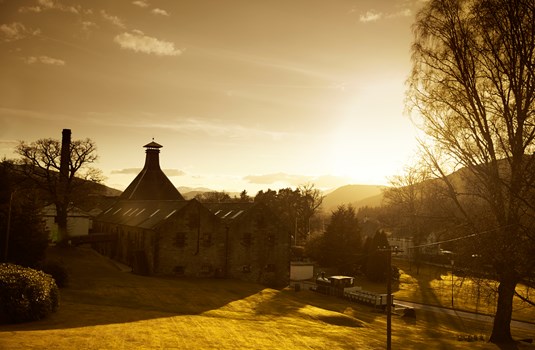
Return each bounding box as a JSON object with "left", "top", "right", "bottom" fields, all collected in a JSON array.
[{"left": 60, "top": 129, "right": 71, "bottom": 180}]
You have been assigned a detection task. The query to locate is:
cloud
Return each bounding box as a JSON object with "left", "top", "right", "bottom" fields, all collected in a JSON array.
[
  {"left": 151, "top": 8, "right": 169, "bottom": 16},
  {"left": 359, "top": 8, "right": 412, "bottom": 23},
  {"left": 359, "top": 10, "right": 382, "bottom": 22},
  {"left": 111, "top": 167, "right": 185, "bottom": 177},
  {"left": 81, "top": 21, "right": 98, "bottom": 31},
  {"left": 163, "top": 169, "right": 185, "bottom": 176},
  {"left": 114, "top": 30, "right": 182, "bottom": 56},
  {"left": 19, "top": 0, "right": 83, "bottom": 14},
  {"left": 132, "top": 0, "right": 149, "bottom": 7},
  {"left": 23, "top": 55, "right": 65, "bottom": 65},
  {"left": 243, "top": 173, "right": 354, "bottom": 189},
  {"left": 0, "top": 22, "right": 40, "bottom": 42},
  {"left": 386, "top": 9, "right": 412, "bottom": 19},
  {"left": 111, "top": 168, "right": 141, "bottom": 175},
  {"left": 101, "top": 10, "right": 126, "bottom": 28}
]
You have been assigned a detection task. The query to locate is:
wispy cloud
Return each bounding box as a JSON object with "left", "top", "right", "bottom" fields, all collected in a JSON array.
[
  {"left": 151, "top": 8, "right": 170, "bottom": 16},
  {"left": 164, "top": 169, "right": 185, "bottom": 176},
  {"left": 146, "top": 117, "right": 291, "bottom": 141},
  {"left": 243, "top": 173, "right": 354, "bottom": 189},
  {"left": 0, "top": 22, "right": 40, "bottom": 42},
  {"left": 359, "top": 10, "right": 382, "bottom": 23},
  {"left": 101, "top": 10, "right": 126, "bottom": 28},
  {"left": 19, "top": 0, "right": 86, "bottom": 14},
  {"left": 132, "top": 0, "right": 149, "bottom": 8},
  {"left": 114, "top": 30, "right": 181, "bottom": 56},
  {"left": 23, "top": 55, "right": 66, "bottom": 65},
  {"left": 81, "top": 21, "right": 98, "bottom": 32},
  {"left": 359, "top": 7, "right": 412, "bottom": 23},
  {"left": 111, "top": 168, "right": 141, "bottom": 175},
  {"left": 111, "top": 167, "right": 185, "bottom": 176}
]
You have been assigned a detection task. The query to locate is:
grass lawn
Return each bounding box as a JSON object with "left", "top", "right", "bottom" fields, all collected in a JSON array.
[{"left": 0, "top": 247, "right": 533, "bottom": 349}]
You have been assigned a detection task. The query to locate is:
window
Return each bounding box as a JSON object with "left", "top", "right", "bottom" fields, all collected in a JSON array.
[{"left": 242, "top": 265, "right": 251, "bottom": 273}]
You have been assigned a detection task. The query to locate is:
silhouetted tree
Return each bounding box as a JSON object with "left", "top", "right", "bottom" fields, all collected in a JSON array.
[
  {"left": 15, "top": 135, "right": 101, "bottom": 244},
  {"left": 255, "top": 185, "right": 323, "bottom": 245},
  {"left": 194, "top": 191, "right": 231, "bottom": 203},
  {"left": 408, "top": 0, "right": 535, "bottom": 343},
  {"left": 306, "top": 205, "right": 361, "bottom": 274},
  {"left": 0, "top": 160, "right": 47, "bottom": 266},
  {"left": 364, "top": 230, "right": 390, "bottom": 282}
]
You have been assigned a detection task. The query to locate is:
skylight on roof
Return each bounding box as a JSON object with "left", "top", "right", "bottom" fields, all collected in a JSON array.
[
  {"left": 231, "top": 210, "right": 244, "bottom": 219},
  {"left": 113, "top": 208, "right": 122, "bottom": 215},
  {"left": 214, "top": 210, "right": 222, "bottom": 215},
  {"left": 103, "top": 207, "right": 113, "bottom": 214},
  {"left": 165, "top": 209, "right": 177, "bottom": 219},
  {"left": 123, "top": 208, "right": 132, "bottom": 215},
  {"left": 129, "top": 208, "right": 139, "bottom": 216},
  {"left": 149, "top": 209, "right": 160, "bottom": 217},
  {"left": 221, "top": 210, "right": 233, "bottom": 218},
  {"left": 136, "top": 208, "right": 146, "bottom": 216}
]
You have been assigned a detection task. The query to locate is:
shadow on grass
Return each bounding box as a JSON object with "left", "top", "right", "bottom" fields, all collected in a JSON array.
[{"left": 0, "top": 246, "right": 265, "bottom": 331}]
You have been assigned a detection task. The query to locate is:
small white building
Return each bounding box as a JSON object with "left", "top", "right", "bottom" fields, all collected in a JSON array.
[{"left": 42, "top": 204, "right": 92, "bottom": 242}]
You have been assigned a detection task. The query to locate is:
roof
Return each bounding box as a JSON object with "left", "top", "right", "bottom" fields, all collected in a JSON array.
[
  {"left": 204, "top": 202, "right": 255, "bottom": 221},
  {"left": 42, "top": 204, "right": 92, "bottom": 218},
  {"left": 96, "top": 200, "right": 191, "bottom": 229},
  {"left": 143, "top": 141, "right": 162, "bottom": 149},
  {"left": 120, "top": 141, "right": 184, "bottom": 201}
]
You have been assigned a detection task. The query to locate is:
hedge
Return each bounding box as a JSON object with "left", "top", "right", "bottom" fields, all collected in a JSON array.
[{"left": 0, "top": 263, "right": 59, "bottom": 323}]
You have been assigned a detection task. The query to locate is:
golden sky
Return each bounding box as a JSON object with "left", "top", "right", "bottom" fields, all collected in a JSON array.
[{"left": 0, "top": 0, "right": 423, "bottom": 193}]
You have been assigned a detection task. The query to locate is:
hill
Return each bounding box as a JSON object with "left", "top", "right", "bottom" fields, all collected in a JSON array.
[{"left": 322, "top": 184, "right": 385, "bottom": 212}]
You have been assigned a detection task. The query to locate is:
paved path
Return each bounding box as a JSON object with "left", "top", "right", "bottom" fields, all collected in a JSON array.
[{"left": 394, "top": 300, "right": 535, "bottom": 333}]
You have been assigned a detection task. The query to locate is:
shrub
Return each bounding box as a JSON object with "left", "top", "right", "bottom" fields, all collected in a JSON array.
[
  {"left": 38, "top": 260, "right": 69, "bottom": 288},
  {"left": 0, "top": 263, "right": 59, "bottom": 323}
]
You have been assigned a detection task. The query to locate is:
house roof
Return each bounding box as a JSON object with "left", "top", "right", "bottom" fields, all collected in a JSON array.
[
  {"left": 42, "top": 204, "right": 92, "bottom": 218},
  {"left": 120, "top": 141, "right": 184, "bottom": 201},
  {"left": 97, "top": 200, "right": 191, "bottom": 229},
  {"left": 204, "top": 202, "right": 255, "bottom": 221}
]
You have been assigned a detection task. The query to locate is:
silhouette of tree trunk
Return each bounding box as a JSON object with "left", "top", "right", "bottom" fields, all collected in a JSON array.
[
  {"left": 15, "top": 135, "right": 101, "bottom": 244},
  {"left": 408, "top": 0, "right": 535, "bottom": 344}
]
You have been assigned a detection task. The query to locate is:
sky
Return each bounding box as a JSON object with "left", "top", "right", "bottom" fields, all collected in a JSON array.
[{"left": 0, "top": 0, "right": 424, "bottom": 194}]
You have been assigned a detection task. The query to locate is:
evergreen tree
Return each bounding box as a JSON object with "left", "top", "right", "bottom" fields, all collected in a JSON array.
[
  {"left": 321, "top": 205, "right": 361, "bottom": 274},
  {"left": 365, "top": 230, "right": 389, "bottom": 282}
]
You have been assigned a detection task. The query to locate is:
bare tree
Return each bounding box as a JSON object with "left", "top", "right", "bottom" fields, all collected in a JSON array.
[
  {"left": 296, "top": 183, "right": 323, "bottom": 244},
  {"left": 16, "top": 136, "right": 102, "bottom": 244},
  {"left": 407, "top": 0, "right": 535, "bottom": 343}
]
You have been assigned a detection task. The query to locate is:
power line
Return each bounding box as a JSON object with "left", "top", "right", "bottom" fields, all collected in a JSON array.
[{"left": 409, "top": 224, "right": 515, "bottom": 249}]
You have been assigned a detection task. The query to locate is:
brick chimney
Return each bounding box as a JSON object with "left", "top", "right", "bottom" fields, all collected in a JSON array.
[{"left": 60, "top": 129, "right": 71, "bottom": 180}]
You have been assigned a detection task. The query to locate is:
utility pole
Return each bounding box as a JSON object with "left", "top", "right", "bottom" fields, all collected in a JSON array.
[{"left": 378, "top": 246, "right": 392, "bottom": 350}]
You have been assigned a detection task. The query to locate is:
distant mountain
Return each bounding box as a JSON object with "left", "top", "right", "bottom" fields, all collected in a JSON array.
[{"left": 321, "top": 184, "right": 386, "bottom": 212}]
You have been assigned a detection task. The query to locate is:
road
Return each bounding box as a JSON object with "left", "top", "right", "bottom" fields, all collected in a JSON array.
[{"left": 394, "top": 299, "right": 535, "bottom": 333}]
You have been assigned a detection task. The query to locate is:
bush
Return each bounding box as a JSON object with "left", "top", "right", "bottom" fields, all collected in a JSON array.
[
  {"left": 0, "top": 263, "right": 59, "bottom": 323},
  {"left": 38, "top": 260, "right": 69, "bottom": 288}
]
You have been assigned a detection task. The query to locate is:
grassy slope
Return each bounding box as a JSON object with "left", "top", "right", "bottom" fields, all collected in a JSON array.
[{"left": 0, "top": 247, "right": 533, "bottom": 349}]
